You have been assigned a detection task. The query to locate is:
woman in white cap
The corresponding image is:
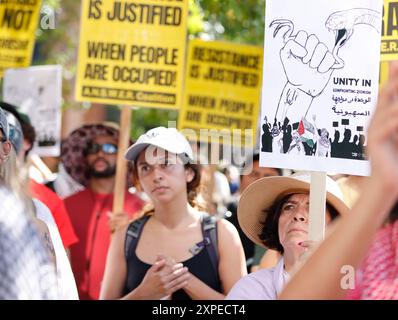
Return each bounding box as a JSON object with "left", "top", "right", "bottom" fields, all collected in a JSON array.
[
  {"left": 100, "top": 127, "right": 246, "bottom": 300},
  {"left": 225, "top": 172, "right": 349, "bottom": 300}
]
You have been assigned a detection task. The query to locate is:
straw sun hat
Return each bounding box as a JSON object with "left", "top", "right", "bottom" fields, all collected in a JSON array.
[{"left": 237, "top": 171, "right": 350, "bottom": 248}]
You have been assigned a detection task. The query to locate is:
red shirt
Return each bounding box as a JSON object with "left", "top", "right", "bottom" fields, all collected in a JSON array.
[
  {"left": 30, "top": 179, "right": 79, "bottom": 248},
  {"left": 64, "top": 188, "right": 144, "bottom": 300}
]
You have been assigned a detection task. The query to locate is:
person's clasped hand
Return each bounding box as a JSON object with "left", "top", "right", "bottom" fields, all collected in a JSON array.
[{"left": 134, "top": 254, "right": 190, "bottom": 300}]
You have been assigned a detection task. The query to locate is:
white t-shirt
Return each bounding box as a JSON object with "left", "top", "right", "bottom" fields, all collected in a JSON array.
[
  {"left": 34, "top": 199, "right": 79, "bottom": 300},
  {"left": 225, "top": 258, "right": 289, "bottom": 300}
]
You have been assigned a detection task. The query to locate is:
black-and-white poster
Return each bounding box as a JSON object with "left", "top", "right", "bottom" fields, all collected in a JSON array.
[
  {"left": 260, "top": 0, "right": 382, "bottom": 175},
  {"left": 3, "top": 65, "right": 62, "bottom": 157}
]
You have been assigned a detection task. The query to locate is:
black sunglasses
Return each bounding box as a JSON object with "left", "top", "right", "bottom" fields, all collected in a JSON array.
[{"left": 85, "top": 143, "right": 118, "bottom": 155}]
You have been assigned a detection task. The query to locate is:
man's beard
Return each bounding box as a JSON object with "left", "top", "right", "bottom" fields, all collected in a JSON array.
[{"left": 87, "top": 159, "right": 116, "bottom": 178}]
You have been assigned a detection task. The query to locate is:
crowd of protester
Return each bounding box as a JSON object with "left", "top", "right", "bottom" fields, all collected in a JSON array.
[{"left": 1, "top": 62, "right": 398, "bottom": 301}]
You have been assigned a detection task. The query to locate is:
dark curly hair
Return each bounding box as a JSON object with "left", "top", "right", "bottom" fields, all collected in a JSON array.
[
  {"left": 0, "top": 101, "right": 36, "bottom": 156},
  {"left": 259, "top": 193, "right": 340, "bottom": 254}
]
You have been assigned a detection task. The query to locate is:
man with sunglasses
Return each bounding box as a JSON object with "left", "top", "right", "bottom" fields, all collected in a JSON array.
[
  {"left": 84, "top": 137, "right": 118, "bottom": 180},
  {"left": 62, "top": 123, "right": 144, "bottom": 300}
]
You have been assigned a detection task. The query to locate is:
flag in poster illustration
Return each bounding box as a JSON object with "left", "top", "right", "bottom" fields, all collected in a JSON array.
[
  {"left": 298, "top": 118, "right": 315, "bottom": 149},
  {"left": 260, "top": 0, "right": 383, "bottom": 176}
]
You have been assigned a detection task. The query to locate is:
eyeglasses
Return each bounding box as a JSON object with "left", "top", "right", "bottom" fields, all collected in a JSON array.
[{"left": 84, "top": 143, "right": 118, "bottom": 155}]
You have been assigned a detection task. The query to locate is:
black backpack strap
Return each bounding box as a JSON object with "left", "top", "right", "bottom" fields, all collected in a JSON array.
[
  {"left": 201, "top": 214, "right": 219, "bottom": 276},
  {"left": 125, "top": 215, "right": 150, "bottom": 259}
]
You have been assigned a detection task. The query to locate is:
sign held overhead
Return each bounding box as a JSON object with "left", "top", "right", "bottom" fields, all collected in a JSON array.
[
  {"left": 75, "top": 0, "right": 188, "bottom": 109},
  {"left": 0, "top": 0, "right": 42, "bottom": 77},
  {"left": 179, "top": 39, "right": 263, "bottom": 148},
  {"left": 260, "top": 0, "right": 382, "bottom": 176}
]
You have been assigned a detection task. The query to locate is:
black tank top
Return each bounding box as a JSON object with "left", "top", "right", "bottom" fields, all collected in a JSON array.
[{"left": 123, "top": 217, "right": 222, "bottom": 300}]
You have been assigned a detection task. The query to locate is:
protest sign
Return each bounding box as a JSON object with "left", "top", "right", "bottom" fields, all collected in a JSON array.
[
  {"left": 178, "top": 39, "right": 263, "bottom": 147},
  {"left": 75, "top": 0, "right": 188, "bottom": 109},
  {"left": 260, "top": 0, "right": 382, "bottom": 176},
  {"left": 3, "top": 65, "right": 62, "bottom": 157},
  {"left": 381, "top": 0, "right": 398, "bottom": 61},
  {"left": 0, "top": 0, "right": 42, "bottom": 77}
]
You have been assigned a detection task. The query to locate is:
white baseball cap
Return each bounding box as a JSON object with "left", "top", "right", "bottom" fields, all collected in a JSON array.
[{"left": 125, "top": 127, "right": 194, "bottom": 162}]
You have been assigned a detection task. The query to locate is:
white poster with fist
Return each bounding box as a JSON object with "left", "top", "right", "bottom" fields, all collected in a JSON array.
[{"left": 260, "top": 0, "right": 382, "bottom": 176}]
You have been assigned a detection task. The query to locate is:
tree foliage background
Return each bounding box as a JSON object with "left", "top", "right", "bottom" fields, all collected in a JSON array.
[{"left": 34, "top": 0, "right": 265, "bottom": 139}]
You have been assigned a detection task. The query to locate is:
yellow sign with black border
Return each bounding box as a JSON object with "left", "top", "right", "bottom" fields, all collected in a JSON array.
[
  {"left": 382, "top": 0, "right": 398, "bottom": 60},
  {"left": 0, "top": 0, "right": 42, "bottom": 77},
  {"left": 75, "top": 0, "right": 188, "bottom": 109},
  {"left": 178, "top": 39, "right": 263, "bottom": 147}
]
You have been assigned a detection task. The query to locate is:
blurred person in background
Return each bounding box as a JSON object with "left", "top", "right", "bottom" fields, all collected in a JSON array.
[
  {"left": 1, "top": 107, "right": 78, "bottom": 299},
  {"left": 0, "top": 106, "right": 59, "bottom": 299},
  {"left": 62, "top": 123, "right": 144, "bottom": 300},
  {"left": 220, "top": 163, "right": 240, "bottom": 197},
  {"left": 225, "top": 151, "right": 282, "bottom": 272},
  {"left": 0, "top": 102, "right": 79, "bottom": 260}
]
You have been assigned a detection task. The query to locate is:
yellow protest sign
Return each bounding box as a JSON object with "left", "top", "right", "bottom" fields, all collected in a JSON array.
[
  {"left": 381, "top": 0, "right": 398, "bottom": 60},
  {"left": 379, "top": 61, "right": 390, "bottom": 86},
  {"left": 75, "top": 0, "right": 188, "bottom": 109},
  {"left": 0, "top": 0, "right": 42, "bottom": 77},
  {"left": 178, "top": 39, "right": 263, "bottom": 147}
]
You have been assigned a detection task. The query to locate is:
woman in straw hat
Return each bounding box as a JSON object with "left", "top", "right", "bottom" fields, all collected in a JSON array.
[
  {"left": 279, "top": 62, "right": 398, "bottom": 300},
  {"left": 100, "top": 127, "right": 246, "bottom": 300},
  {"left": 226, "top": 171, "right": 349, "bottom": 300}
]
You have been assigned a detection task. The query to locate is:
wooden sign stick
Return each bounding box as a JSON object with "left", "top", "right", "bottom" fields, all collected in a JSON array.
[
  {"left": 112, "top": 106, "right": 132, "bottom": 217},
  {"left": 308, "top": 171, "right": 327, "bottom": 242}
]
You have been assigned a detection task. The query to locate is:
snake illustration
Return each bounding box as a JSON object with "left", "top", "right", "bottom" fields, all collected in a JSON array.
[{"left": 270, "top": 8, "right": 381, "bottom": 69}]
